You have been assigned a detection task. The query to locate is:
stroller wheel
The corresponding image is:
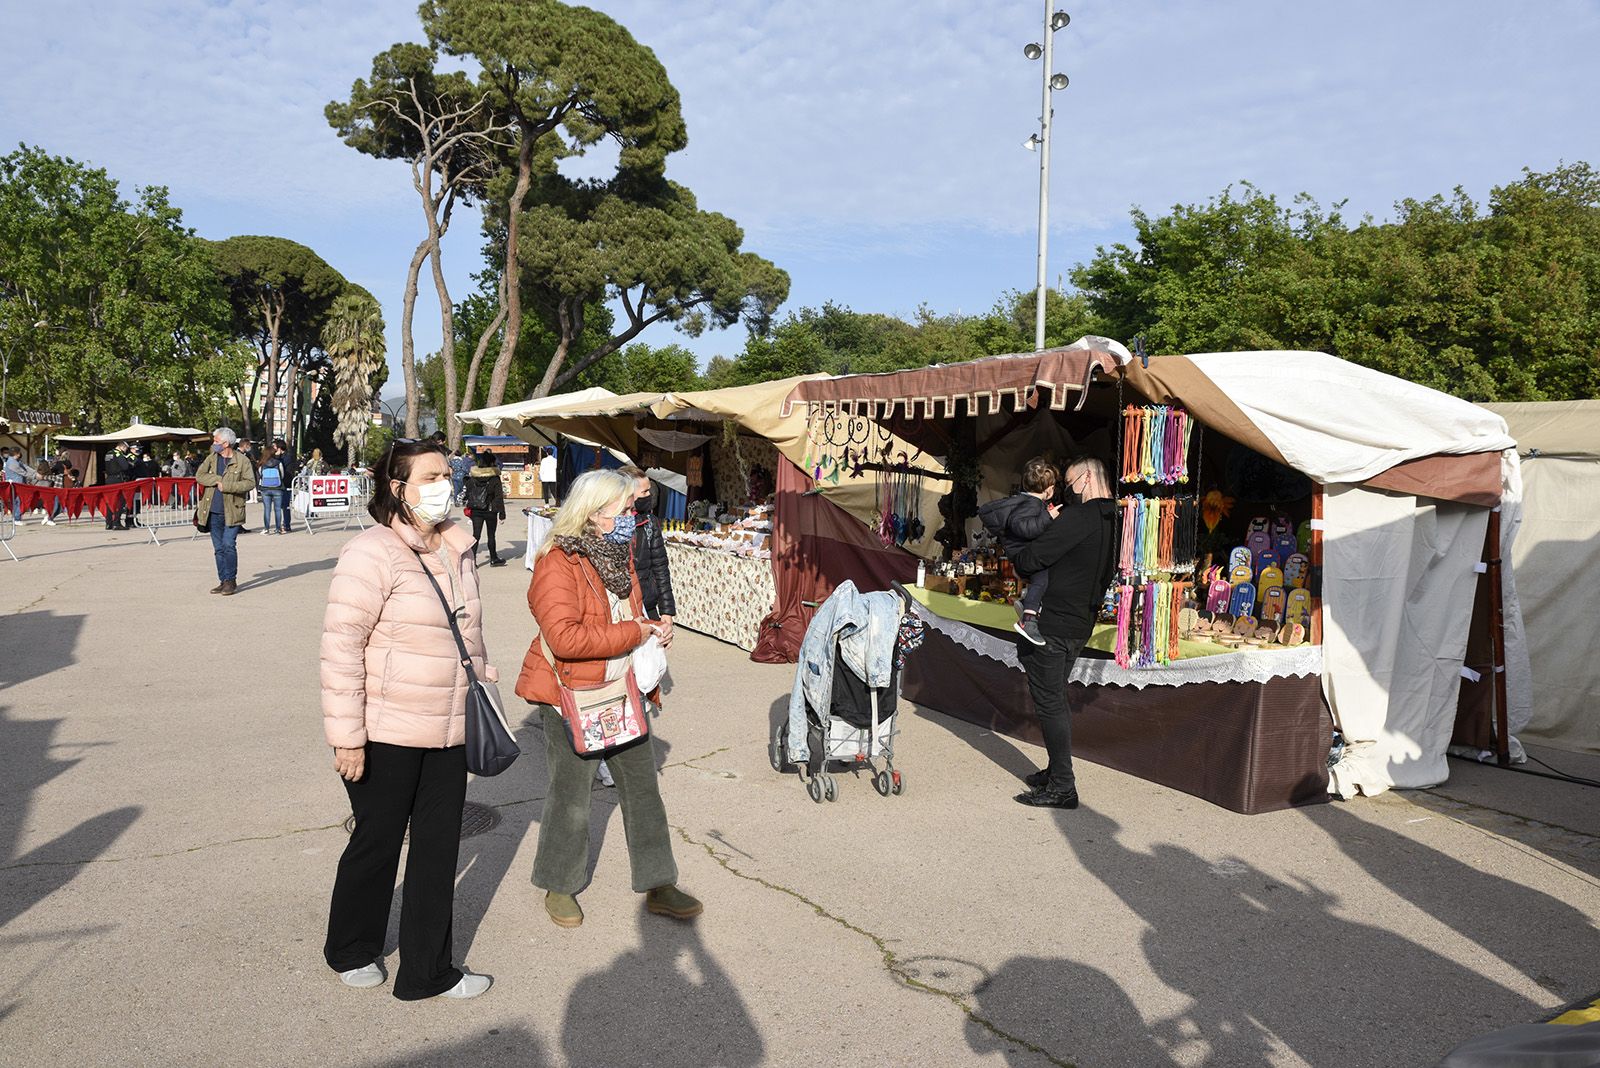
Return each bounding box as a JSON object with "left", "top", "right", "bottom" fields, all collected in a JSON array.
[
  {"left": 769, "top": 724, "right": 789, "bottom": 773},
  {"left": 823, "top": 774, "right": 839, "bottom": 803},
  {"left": 807, "top": 777, "right": 825, "bottom": 804},
  {"left": 874, "top": 770, "right": 892, "bottom": 797},
  {"left": 891, "top": 770, "right": 905, "bottom": 796}
]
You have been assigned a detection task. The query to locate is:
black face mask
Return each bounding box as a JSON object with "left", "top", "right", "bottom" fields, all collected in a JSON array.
[{"left": 635, "top": 491, "right": 659, "bottom": 517}]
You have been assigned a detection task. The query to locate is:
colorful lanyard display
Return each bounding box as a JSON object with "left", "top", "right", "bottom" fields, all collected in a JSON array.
[
  {"left": 1120, "top": 405, "right": 1194, "bottom": 485},
  {"left": 1114, "top": 579, "right": 1190, "bottom": 669},
  {"left": 1116, "top": 496, "right": 1199, "bottom": 578}
]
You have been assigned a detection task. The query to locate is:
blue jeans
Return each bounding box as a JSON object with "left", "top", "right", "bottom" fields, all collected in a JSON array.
[
  {"left": 262, "top": 489, "right": 287, "bottom": 531},
  {"left": 209, "top": 519, "right": 239, "bottom": 582}
]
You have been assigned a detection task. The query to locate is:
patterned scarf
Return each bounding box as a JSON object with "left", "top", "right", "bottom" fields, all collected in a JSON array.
[{"left": 555, "top": 534, "right": 633, "bottom": 598}]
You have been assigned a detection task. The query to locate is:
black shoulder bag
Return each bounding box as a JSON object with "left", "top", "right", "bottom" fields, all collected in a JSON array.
[{"left": 412, "top": 550, "right": 520, "bottom": 776}]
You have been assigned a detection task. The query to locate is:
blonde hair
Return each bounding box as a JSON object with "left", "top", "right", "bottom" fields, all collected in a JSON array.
[
  {"left": 536, "top": 469, "right": 636, "bottom": 559},
  {"left": 1067, "top": 456, "right": 1112, "bottom": 500}
]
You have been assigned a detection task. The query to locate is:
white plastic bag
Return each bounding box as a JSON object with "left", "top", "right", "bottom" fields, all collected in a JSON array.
[{"left": 633, "top": 634, "right": 668, "bottom": 692}]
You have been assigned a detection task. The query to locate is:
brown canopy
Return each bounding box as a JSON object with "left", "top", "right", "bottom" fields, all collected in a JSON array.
[{"left": 783, "top": 346, "right": 1122, "bottom": 419}]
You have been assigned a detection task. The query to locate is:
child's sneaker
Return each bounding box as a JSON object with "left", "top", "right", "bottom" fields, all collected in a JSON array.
[{"left": 1014, "top": 616, "right": 1046, "bottom": 646}]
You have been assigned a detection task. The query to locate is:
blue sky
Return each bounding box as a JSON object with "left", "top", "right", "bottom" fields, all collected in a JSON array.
[{"left": 3, "top": 0, "right": 1598, "bottom": 405}]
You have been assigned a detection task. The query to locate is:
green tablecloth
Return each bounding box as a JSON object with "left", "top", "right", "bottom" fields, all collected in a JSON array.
[{"left": 904, "top": 585, "right": 1232, "bottom": 660}]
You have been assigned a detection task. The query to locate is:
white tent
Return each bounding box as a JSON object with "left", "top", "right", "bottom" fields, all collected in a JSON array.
[
  {"left": 55, "top": 424, "right": 207, "bottom": 443},
  {"left": 1483, "top": 400, "right": 1600, "bottom": 754},
  {"left": 455, "top": 388, "right": 622, "bottom": 452},
  {"left": 1164, "top": 353, "right": 1530, "bottom": 796}
]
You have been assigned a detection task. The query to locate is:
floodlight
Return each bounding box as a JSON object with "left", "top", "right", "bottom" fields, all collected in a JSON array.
[
  {"left": 1023, "top": 134, "right": 1042, "bottom": 151},
  {"left": 1023, "top": 42, "right": 1043, "bottom": 60},
  {"left": 1051, "top": 11, "right": 1071, "bottom": 30},
  {"left": 1050, "top": 73, "right": 1069, "bottom": 90}
]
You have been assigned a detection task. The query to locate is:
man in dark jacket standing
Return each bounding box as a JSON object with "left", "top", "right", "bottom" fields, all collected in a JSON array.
[
  {"left": 102, "top": 441, "right": 135, "bottom": 530},
  {"left": 620, "top": 465, "right": 676, "bottom": 634}
]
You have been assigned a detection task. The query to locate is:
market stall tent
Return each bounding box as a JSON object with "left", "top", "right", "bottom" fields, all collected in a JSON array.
[
  {"left": 54, "top": 423, "right": 208, "bottom": 485},
  {"left": 1482, "top": 400, "right": 1600, "bottom": 753},
  {"left": 789, "top": 344, "right": 1530, "bottom": 801}
]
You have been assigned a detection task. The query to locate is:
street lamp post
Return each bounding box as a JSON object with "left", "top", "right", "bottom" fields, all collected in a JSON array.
[{"left": 1024, "top": 5, "right": 1071, "bottom": 352}]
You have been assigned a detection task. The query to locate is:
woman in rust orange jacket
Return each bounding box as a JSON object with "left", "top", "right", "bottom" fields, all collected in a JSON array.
[{"left": 516, "top": 468, "right": 702, "bottom": 929}]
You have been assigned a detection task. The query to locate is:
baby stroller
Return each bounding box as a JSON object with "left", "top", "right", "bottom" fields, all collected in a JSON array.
[{"left": 770, "top": 580, "right": 922, "bottom": 803}]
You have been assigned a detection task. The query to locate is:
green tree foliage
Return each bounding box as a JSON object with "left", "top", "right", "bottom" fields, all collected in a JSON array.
[
  {"left": 1073, "top": 164, "right": 1600, "bottom": 400},
  {"left": 0, "top": 145, "right": 245, "bottom": 431},
  {"left": 579, "top": 341, "right": 700, "bottom": 395},
  {"left": 517, "top": 174, "right": 788, "bottom": 397},
  {"left": 323, "top": 288, "right": 387, "bottom": 461},
  {"left": 421, "top": 0, "right": 689, "bottom": 408},
  {"left": 419, "top": 278, "right": 615, "bottom": 429},
  {"left": 209, "top": 234, "right": 347, "bottom": 440}
]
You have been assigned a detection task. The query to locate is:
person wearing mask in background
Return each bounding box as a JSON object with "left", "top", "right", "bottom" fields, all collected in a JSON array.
[
  {"left": 2, "top": 448, "right": 35, "bottom": 523},
  {"left": 130, "top": 446, "right": 160, "bottom": 528},
  {"left": 258, "top": 441, "right": 290, "bottom": 535},
  {"left": 102, "top": 441, "right": 135, "bottom": 531},
  {"left": 516, "top": 469, "right": 699, "bottom": 929},
  {"left": 1010, "top": 457, "right": 1119, "bottom": 810},
  {"left": 319, "top": 439, "right": 495, "bottom": 1001},
  {"left": 463, "top": 450, "right": 507, "bottom": 567},
  {"left": 448, "top": 448, "right": 472, "bottom": 506},
  {"left": 168, "top": 452, "right": 191, "bottom": 479},
  {"left": 194, "top": 428, "right": 257, "bottom": 596},
  {"left": 272, "top": 439, "right": 297, "bottom": 533}
]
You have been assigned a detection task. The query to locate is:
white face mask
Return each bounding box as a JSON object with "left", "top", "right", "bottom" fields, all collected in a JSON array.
[{"left": 405, "top": 480, "right": 454, "bottom": 525}]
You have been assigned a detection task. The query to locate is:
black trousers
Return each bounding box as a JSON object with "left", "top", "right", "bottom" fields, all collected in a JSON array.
[
  {"left": 1017, "top": 632, "right": 1087, "bottom": 792},
  {"left": 324, "top": 742, "right": 467, "bottom": 1000},
  {"left": 470, "top": 513, "right": 499, "bottom": 560}
]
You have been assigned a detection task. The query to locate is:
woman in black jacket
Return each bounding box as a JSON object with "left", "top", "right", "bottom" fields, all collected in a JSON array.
[
  {"left": 463, "top": 451, "right": 507, "bottom": 567},
  {"left": 620, "top": 465, "right": 676, "bottom": 630}
]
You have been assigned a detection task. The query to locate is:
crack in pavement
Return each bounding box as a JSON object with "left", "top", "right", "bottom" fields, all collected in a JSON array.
[
  {"left": 2, "top": 793, "right": 555, "bottom": 871},
  {"left": 674, "top": 825, "right": 1076, "bottom": 1068},
  {"left": 7, "top": 562, "right": 98, "bottom": 616},
  {"left": 0, "top": 820, "right": 351, "bottom": 870},
  {"left": 661, "top": 746, "right": 732, "bottom": 773}
]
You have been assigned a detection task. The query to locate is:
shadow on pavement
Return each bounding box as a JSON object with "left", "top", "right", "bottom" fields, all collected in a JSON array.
[
  {"left": 233, "top": 556, "right": 337, "bottom": 592},
  {"left": 0, "top": 706, "right": 141, "bottom": 929},
  {"left": 351, "top": 1024, "right": 552, "bottom": 1067},
  {"left": 973, "top": 802, "right": 1579, "bottom": 1067},
  {"left": 561, "top": 909, "right": 763, "bottom": 1068}
]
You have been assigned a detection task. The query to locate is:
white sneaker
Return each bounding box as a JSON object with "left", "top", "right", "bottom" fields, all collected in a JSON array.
[
  {"left": 338, "top": 962, "right": 385, "bottom": 988},
  {"left": 438, "top": 971, "right": 492, "bottom": 999},
  {"left": 41, "top": 516, "right": 55, "bottom": 526},
  {"left": 596, "top": 760, "right": 614, "bottom": 787}
]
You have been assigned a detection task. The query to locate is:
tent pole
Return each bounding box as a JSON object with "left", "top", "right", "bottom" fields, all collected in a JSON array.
[{"left": 1487, "top": 507, "right": 1511, "bottom": 766}]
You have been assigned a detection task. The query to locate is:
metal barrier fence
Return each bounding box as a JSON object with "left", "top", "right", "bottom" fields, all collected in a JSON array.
[
  {"left": 135, "top": 481, "right": 202, "bottom": 546},
  {"left": 0, "top": 506, "right": 16, "bottom": 562},
  {"left": 291, "top": 471, "right": 372, "bottom": 535}
]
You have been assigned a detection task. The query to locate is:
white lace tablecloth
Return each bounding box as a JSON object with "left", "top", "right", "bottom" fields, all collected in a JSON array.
[
  {"left": 904, "top": 596, "right": 1322, "bottom": 689},
  {"left": 664, "top": 544, "right": 775, "bottom": 651}
]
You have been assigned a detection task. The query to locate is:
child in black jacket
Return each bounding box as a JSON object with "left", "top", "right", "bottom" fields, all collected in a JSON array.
[{"left": 977, "top": 456, "right": 1061, "bottom": 646}]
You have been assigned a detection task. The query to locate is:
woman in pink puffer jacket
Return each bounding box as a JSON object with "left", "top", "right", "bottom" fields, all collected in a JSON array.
[{"left": 319, "top": 440, "right": 498, "bottom": 1002}]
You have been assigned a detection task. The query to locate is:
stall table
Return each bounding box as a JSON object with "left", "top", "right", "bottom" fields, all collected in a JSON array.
[
  {"left": 901, "top": 587, "right": 1331, "bottom": 815},
  {"left": 663, "top": 543, "right": 775, "bottom": 651}
]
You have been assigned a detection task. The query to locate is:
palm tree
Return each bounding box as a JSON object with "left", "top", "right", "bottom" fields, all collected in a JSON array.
[{"left": 322, "top": 289, "right": 386, "bottom": 463}]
